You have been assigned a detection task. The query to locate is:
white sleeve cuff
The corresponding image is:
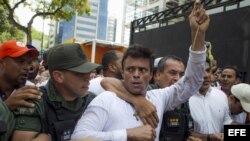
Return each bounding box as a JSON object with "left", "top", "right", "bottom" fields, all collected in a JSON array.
[
  {"left": 189, "top": 46, "right": 207, "bottom": 63},
  {"left": 112, "top": 130, "right": 127, "bottom": 141}
]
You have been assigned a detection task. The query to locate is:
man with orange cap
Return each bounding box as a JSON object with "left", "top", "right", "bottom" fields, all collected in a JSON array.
[{"left": 0, "top": 40, "right": 41, "bottom": 140}]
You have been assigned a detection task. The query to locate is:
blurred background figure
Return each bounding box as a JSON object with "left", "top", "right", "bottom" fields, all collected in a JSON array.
[
  {"left": 90, "top": 69, "right": 97, "bottom": 79},
  {"left": 219, "top": 66, "right": 241, "bottom": 96},
  {"left": 35, "top": 50, "right": 50, "bottom": 87},
  {"left": 25, "top": 44, "right": 40, "bottom": 86}
]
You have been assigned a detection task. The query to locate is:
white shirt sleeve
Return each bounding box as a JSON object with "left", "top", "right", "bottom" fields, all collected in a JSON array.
[
  {"left": 71, "top": 92, "right": 127, "bottom": 141},
  {"left": 224, "top": 98, "right": 234, "bottom": 125},
  {"left": 159, "top": 47, "right": 206, "bottom": 111},
  {"left": 88, "top": 77, "right": 106, "bottom": 95}
]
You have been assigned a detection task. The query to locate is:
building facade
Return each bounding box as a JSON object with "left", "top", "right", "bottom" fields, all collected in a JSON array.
[
  {"left": 48, "top": 0, "right": 108, "bottom": 47},
  {"left": 122, "top": 0, "right": 182, "bottom": 45},
  {"left": 106, "top": 17, "right": 117, "bottom": 42}
]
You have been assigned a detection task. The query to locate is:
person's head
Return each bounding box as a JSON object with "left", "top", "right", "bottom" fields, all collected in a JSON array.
[
  {"left": 90, "top": 69, "right": 97, "bottom": 79},
  {"left": 0, "top": 40, "right": 39, "bottom": 88},
  {"left": 26, "top": 44, "right": 40, "bottom": 82},
  {"left": 47, "top": 43, "right": 99, "bottom": 99},
  {"left": 199, "top": 59, "right": 212, "bottom": 95},
  {"left": 149, "top": 57, "right": 162, "bottom": 84},
  {"left": 229, "top": 83, "right": 250, "bottom": 114},
  {"left": 102, "top": 50, "right": 123, "bottom": 79},
  {"left": 154, "top": 55, "right": 185, "bottom": 88},
  {"left": 220, "top": 66, "right": 240, "bottom": 95},
  {"left": 228, "top": 93, "right": 243, "bottom": 115},
  {"left": 121, "top": 44, "right": 154, "bottom": 95}
]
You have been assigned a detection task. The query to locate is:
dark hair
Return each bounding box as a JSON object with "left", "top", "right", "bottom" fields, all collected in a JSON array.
[
  {"left": 102, "top": 50, "right": 120, "bottom": 71},
  {"left": 42, "top": 50, "right": 49, "bottom": 69},
  {"left": 157, "top": 55, "right": 184, "bottom": 72},
  {"left": 96, "top": 65, "right": 103, "bottom": 74},
  {"left": 222, "top": 65, "right": 241, "bottom": 79},
  {"left": 122, "top": 44, "right": 154, "bottom": 71},
  {"left": 26, "top": 44, "right": 37, "bottom": 50}
]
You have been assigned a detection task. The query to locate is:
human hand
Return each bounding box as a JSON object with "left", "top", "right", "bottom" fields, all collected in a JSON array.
[
  {"left": 127, "top": 125, "right": 156, "bottom": 141},
  {"left": 210, "top": 133, "right": 224, "bottom": 141},
  {"left": 189, "top": 0, "right": 209, "bottom": 34},
  {"left": 186, "top": 136, "right": 202, "bottom": 141},
  {"left": 101, "top": 78, "right": 158, "bottom": 128},
  {"left": 133, "top": 96, "right": 159, "bottom": 128},
  {"left": 4, "top": 85, "right": 42, "bottom": 111},
  {"left": 32, "top": 133, "right": 51, "bottom": 141},
  {"left": 189, "top": 0, "right": 210, "bottom": 51}
]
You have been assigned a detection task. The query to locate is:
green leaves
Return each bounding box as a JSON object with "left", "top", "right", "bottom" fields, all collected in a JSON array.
[
  {"left": 1, "top": 0, "right": 91, "bottom": 43},
  {"left": 0, "top": 5, "right": 24, "bottom": 43}
]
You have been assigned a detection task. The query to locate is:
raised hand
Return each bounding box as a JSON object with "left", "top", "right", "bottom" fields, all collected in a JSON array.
[{"left": 189, "top": 0, "right": 210, "bottom": 51}]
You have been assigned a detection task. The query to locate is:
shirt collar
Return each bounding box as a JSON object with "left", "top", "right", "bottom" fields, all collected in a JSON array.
[{"left": 45, "top": 79, "right": 84, "bottom": 111}]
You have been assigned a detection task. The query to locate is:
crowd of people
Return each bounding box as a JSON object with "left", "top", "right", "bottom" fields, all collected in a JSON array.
[{"left": 1, "top": 0, "right": 250, "bottom": 141}]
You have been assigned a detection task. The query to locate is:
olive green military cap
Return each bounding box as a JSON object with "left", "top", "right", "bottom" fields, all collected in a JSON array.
[{"left": 47, "top": 43, "right": 99, "bottom": 73}]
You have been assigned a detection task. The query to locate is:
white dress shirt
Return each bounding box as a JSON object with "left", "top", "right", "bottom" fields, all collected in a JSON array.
[
  {"left": 231, "top": 112, "right": 247, "bottom": 124},
  {"left": 189, "top": 87, "right": 233, "bottom": 134},
  {"left": 88, "top": 76, "right": 105, "bottom": 95},
  {"left": 72, "top": 47, "right": 206, "bottom": 141}
]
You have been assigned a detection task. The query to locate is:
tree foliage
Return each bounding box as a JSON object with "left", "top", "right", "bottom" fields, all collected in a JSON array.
[
  {"left": 31, "top": 27, "right": 48, "bottom": 48},
  {"left": 0, "top": 5, "right": 24, "bottom": 43},
  {"left": 32, "top": 28, "right": 43, "bottom": 40},
  {"left": 0, "top": 0, "right": 91, "bottom": 44}
]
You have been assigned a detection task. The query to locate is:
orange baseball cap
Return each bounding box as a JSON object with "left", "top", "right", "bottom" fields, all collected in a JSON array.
[{"left": 0, "top": 40, "right": 39, "bottom": 59}]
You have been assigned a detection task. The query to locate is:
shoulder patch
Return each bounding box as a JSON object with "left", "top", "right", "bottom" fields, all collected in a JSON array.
[{"left": 15, "top": 107, "right": 36, "bottom": 115}]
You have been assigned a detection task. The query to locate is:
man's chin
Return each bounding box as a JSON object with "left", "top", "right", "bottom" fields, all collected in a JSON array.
[{"left": 18, "top": 79, "right": 27, "bottom": 86}]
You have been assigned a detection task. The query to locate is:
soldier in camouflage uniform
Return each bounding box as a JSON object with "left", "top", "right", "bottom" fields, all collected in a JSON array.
[{"left": 12, "top": 43, "right": 99, "bottom": 141}]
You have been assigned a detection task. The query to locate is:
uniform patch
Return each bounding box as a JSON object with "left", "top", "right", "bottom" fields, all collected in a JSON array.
[{"left": 15, "top": 107, "right": 36, "bottom": 115}]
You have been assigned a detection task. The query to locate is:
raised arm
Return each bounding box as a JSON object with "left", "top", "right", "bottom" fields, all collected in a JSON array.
[
  {"left": 159, "top": 0, "right": 209, "bottom": 111},
  {"left": 101, "top": 77, "right": 159, "bottom": 128},
  {"left": 189, "top": 0, "right": 209, "bottom": 51}
]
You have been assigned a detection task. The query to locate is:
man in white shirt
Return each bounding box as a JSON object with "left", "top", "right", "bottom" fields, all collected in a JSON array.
[
  {"left": 189, "top": 63, "right": 249, "bottom": 141},
  {"left": 71, "top": 0, "right": 209, "bottom": 140},
  {"left": 189, "top": 60, "right": 233, "bottom": 135}
]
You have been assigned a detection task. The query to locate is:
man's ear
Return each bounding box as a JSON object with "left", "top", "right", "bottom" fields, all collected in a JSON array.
[
  {"left": 52, "top": 70, "right": 64, "bottom": 83},
  {"left": 155, "top": 70, "right": 161, "bottom": 81},
  {"left": 149, "top": 71, "right": 153, "bottom": 81},
  {"left": 0, "top": 60, "right": 6, "bottom": 74},
  {"left": 0, "top": 60, "right": 4, "bottom": 68},
  {"left": 229, "top": 95, "right": 238, "bottom": 104},
  {"left": 228, "top": 95, "right": 234, "bottom": 101},
  {"left": 121, "top": 69, "right": 125, "bottom": 79},
  {"left": 108, "top": 64, "right": 116, "bottom": 72}
]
